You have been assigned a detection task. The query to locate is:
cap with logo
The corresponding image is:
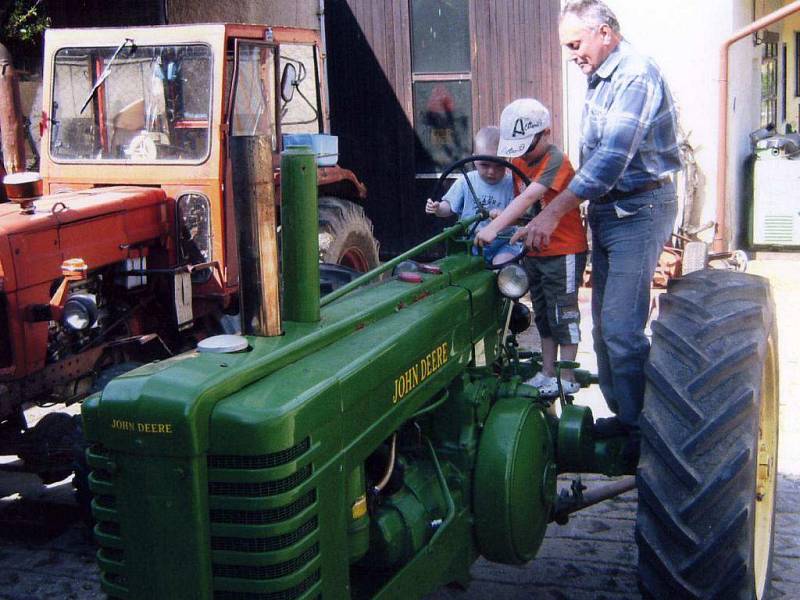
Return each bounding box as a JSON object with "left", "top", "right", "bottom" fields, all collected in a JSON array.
[{"left": 498, "top": 98, "right": 551, "bottom": 158}]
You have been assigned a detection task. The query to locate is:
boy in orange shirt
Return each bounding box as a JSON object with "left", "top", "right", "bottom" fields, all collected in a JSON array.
[{"left": 476, "top": 98, "right": 588, "bottom": 396}]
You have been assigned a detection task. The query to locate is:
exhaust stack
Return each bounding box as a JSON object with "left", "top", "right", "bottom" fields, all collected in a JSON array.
[
  {"left": 0, "top": 42, "right": 26, "bottom": 192},
  {"left": 280, "top": 146, "right": 320, "bottom": 323},
  {"left": 230, "top": 136, "right": 282, "bottom": 336}
]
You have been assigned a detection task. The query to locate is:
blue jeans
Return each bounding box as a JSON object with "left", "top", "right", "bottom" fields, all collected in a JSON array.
[{"left": 587, "top": 183, "right": 678, "bottom": 431}]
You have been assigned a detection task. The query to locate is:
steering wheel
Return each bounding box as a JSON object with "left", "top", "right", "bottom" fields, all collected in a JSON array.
[
  {"left": 430, "top": 155, "right": 534, "bottom": 238},
  {"left": 428, "top": 155, "right": 536, "bottom": 267}
]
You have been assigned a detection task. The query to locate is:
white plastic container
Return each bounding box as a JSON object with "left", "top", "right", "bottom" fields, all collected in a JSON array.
[{"left": 282, "top": 133, "right": 339, "bottom": 167}]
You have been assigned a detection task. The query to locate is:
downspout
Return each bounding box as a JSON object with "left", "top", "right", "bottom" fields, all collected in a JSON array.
[
  {"left": 318, "top": 0, "right": 331, "bottom": 132},
  {"left": 715, "top": 0, "right": 800, "bottom": 252},
  {"left": 0, "top": 42, "right": 26, "bottom": 175}
]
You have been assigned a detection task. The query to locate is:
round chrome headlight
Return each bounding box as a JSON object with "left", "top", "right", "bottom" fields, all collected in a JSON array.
[
  {"left": 497, "top": 264, "right": 529, "bottom": 299},
  {"left": 63, "top": 295, "right": 98, "bottom": 331},
  {"left": 392, "top": 260, "right": 420, "bottom": 276}
]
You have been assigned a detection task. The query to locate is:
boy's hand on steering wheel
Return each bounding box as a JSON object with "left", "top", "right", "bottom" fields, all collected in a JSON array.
[
  {"left": 474, "top": 226, "right": 497, "bottom": 248},
  {"left": 425, "top": 198, "right": 441, "bottom": 215}
]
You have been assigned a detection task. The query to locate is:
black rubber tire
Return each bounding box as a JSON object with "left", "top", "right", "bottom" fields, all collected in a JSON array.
[
  {"left": 71, "top": 414, "right": 93, "bottom": 527},
  {"left": 318, "top": 196, "right": 380, "bottom": 272},
  {"left": 19, "top": 412, "right": 77, "bottom": 484},
  {"left": 636, "top": 269, "right": 778, "bottom": 599}
]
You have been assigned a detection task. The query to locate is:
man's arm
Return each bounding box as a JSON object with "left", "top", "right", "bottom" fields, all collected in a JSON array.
[
  {"left": 475, "top": 182, "right": 547, "bottom": 246},
  {"left": 510, "top": 188, "right": 582, "bottom": 250}
]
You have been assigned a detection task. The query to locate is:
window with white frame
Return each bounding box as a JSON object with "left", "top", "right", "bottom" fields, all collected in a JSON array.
[{"left": 761, "top": 33, "right": 778, "bottom": 128}]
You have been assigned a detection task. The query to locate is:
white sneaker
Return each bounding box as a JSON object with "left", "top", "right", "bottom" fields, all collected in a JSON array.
[
  {"left": 525, "top": 372, "right": 552, "bottom": 388},
  {"left": 537, "top": 377, "right": 581, "bottom": 397},
  {"left": 536, "top": 376, "right": 560, "bottom": 397},
  {"left": 561, "top": 379, "right": 580, "bottom": 394}
]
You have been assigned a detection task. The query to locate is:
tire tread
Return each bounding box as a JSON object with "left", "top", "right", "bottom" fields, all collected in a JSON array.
[{"left": 636, "top": 269, "right": 776, "bottom": 600}]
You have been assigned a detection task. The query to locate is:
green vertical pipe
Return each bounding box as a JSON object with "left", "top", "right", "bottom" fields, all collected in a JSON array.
[{"left": 281, "top": 146, "right": 320, "bottom": 322}]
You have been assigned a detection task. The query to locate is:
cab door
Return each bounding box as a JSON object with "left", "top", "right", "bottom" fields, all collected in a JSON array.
[
  {"left": 222, "top": 40, "right": 277, "bottom": 293},
  {"left": 223, "top": 40, "right": 281, "bottom": 335}
]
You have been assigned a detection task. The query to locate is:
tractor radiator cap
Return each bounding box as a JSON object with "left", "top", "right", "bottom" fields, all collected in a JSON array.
[{"left": 197, "top": 334, "right": 249, "bottom": 353}]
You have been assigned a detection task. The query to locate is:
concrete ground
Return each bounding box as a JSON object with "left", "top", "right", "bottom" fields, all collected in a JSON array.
[{"left": 0, "top": 257, "right": 798, "bottom": 599}]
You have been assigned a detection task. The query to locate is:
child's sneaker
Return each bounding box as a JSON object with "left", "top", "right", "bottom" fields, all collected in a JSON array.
[
  {"left": 537, "top": 377, "right": 580, "bottom": 397},
  {"left": 561, "top": 379, "right": 580, "bottom": 394},
  {"left": 525, "top": 372, "right": 552, "bottom": 388}
]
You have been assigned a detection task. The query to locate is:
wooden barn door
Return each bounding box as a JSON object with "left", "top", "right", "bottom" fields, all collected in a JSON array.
[{"left": 325, "top": 0, "right": 563, "bottom": 256}]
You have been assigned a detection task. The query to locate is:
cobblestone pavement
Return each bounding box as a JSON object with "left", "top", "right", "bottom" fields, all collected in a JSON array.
[{"left": 1, "top": 258, "right": 798, "bottom": 599}]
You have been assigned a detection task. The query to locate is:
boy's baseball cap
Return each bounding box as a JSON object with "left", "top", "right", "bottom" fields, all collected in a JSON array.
[{"left": 498, "top": 98, "right": 551, "bottom": 158}]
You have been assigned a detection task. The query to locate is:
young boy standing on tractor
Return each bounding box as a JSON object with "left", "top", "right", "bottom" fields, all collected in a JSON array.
[
  {"left": 476, "top": 98, "right": 588, "bottom": 396},
  {"left": 425, "top": 126, "right": 518, "bottom": 264}
]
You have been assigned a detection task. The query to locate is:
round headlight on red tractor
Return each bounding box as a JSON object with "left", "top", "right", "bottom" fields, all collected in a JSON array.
[{"left": 63, "top": 295, "right": 98, "bottom": 331}]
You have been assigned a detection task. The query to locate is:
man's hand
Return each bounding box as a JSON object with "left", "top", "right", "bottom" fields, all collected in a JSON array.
[
  {"left": 474, "top": 226, "right": 497, "bottom": 248},
  {"left": 425, "top": 198, "right": 441, "bottom": 215},
  {"left": 510, "top": 210, "right": 560, "bottom": 250}
]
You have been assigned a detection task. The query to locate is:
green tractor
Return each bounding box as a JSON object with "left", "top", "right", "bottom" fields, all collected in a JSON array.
[{"left": 81, "top": 143, "right": 779, "bottom": 599}]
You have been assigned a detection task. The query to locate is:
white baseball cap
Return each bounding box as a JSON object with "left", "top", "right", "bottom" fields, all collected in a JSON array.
[{"left": 498, "top": 98, "right": 551, "bottom": 158}]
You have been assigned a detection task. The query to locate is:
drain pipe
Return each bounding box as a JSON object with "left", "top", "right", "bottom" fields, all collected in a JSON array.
[
  {"left": 318, "top": 0, "right": 331, "bottom": 132},
  {"left": 0, "top": 42, "right": 26, "bottom": 176},
  {"left": 715, "top": 0, "right": 800, "bottom": 252}
]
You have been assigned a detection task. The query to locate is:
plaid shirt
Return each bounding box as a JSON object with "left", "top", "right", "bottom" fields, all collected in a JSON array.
[{"left": 567, "top": 41, "right": 682, "bottom": 201}]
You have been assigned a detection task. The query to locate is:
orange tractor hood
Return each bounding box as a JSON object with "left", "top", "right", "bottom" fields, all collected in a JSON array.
[{"left": 0, "top": 186, "right": 169, "bottom": 293}]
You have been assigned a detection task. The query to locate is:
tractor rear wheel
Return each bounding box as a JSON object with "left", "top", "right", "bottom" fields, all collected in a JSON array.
[
  {"left": 318, "top": 197, "right": 379, "bottom": 272},
  {"left": 636, "top": 269, "right": 778, "bottom": 600}
]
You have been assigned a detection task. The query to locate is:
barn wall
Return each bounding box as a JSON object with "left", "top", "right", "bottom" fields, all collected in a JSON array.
[
  {"left": 166, "top": 0, "right": 320, "bottom": 29},
  {"left": 325, "top": 0, "right": 563, "bottom": 254}
]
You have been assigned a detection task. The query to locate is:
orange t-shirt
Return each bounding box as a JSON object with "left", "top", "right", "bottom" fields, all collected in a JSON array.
[{"left": 512, "top": 145, "right": 588, "bottom": 257}]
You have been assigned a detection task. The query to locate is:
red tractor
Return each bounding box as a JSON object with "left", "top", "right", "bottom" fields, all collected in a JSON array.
[{"left": 0, "top": 24, "right": 379, "bottom": 484}]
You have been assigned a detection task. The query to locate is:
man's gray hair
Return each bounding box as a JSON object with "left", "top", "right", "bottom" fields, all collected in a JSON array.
[{"left": 561, "top": 0, "right": 621, "bottom": 33}]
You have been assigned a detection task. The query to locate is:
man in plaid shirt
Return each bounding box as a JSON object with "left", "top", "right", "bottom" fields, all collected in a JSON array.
[{"left": 512, "top": 0, "right": 681, "bottom": 460}]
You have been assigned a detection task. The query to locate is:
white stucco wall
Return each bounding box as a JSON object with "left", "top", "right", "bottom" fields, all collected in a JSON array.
[{"left": 562, "top": 0, "right": 780, "bottom": 249}]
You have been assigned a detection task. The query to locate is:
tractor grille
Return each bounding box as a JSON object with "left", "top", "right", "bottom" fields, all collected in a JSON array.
[
  {"left": 209, "top": 437, "right": 320, "bottom": 599},
  {"left": 210, "top": 491, "right": 316, "bottom": 525},
  {"left": 86, "top": 444, "right": 128, "bottom": 597},
  {"left": 214, "top": 571, "right": 320, "bottom": 600},
  {"left": 212, "top": 544, "right": 319, "bottom": 579},
  {"left": 211, "top": 518, "right": 318, "bottom": 553},
  {"left": 208, "top": 465, "right": 312, "bottom": 497},
  {"left": 208, "top": 439, "right": 311, "bottom": 469}
]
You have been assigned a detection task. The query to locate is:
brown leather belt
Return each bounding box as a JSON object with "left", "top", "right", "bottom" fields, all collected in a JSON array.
[{"left": 594, "top": 178, "right": 670, "bottom": 204}]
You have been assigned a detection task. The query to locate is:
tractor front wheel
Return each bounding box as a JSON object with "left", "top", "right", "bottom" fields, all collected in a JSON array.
[
  {"left": 318, "top": 197, "right": 380, "bottom": 272},
  {"left": 636, "top": 269, "right": 778, "bottom": 600}
]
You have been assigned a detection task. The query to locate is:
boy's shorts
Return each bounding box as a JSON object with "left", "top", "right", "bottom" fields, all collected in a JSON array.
[
  {"left": 472, "top": 226, "right": 523, "bottom": 266},
  {"left": 523, "top": 252, "right": 587, "bottom": 345},
  {"left": 475, "top": 238, "right": 525, "bottom": 266}
]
